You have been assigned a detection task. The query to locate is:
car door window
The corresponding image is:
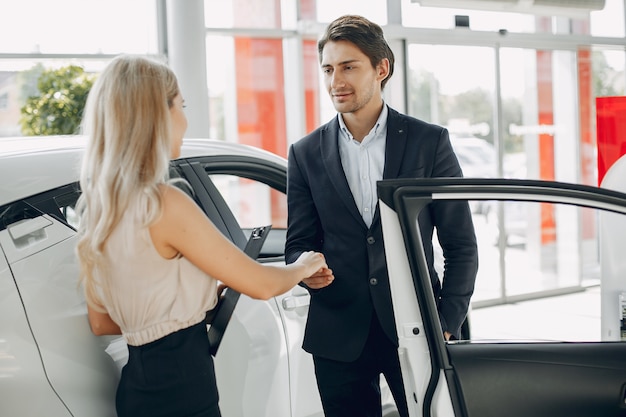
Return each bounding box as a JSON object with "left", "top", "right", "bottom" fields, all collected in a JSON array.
[
  {"left": 209, "top": 173, "right": 286, "bottom": 229},
  {"left": 209, "top": 174, "right": 286, "bottom": 260},
  {"left": 423, "top": 188, "right": 608, "bottom": 342},
  {"left": 25, "top": 183, "right": 81, "bottom": 229},
  {"left": 414, "top": 188, "right": 608, "bottom": 343},
  {"left": 467, "top": 199, "right": 602, "bottom": 342}
]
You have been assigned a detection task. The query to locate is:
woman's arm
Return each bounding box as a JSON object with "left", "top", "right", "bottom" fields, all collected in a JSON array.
[
  {"left": 87, "top": 304, "right": 122, "bottom": 336},
  {"left": 150, "top": 185, "right": 329, "bottom": 300}
]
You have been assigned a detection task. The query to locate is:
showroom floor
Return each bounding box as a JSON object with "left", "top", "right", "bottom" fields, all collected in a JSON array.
[{"left": 470, "top": 286, "right": 604, "bottom": 342}]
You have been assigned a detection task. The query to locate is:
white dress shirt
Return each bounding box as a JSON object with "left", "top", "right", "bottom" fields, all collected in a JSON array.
[{"left": 337, "top": 105, "right": 388, "bottom": 228}]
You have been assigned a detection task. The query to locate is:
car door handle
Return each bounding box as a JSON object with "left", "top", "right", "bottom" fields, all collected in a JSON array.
[
  {"left": 8, "top": 216, "right": 52, "bottom": 241},
  {"left": 282, "top": 294, "right": 310, "bottom": 310}
]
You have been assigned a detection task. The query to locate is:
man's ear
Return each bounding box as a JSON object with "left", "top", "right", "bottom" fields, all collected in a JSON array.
[{"left": 377, "top": 58, "right": 391, "bottom": 83}]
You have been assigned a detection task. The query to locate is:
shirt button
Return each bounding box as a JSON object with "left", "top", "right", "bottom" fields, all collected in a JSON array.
[
  {"left": 370, "top": 278, "right": 378, "bottom": 286},
  {"left": 367, "top": 236, "right": 375, "bottom": 244}
]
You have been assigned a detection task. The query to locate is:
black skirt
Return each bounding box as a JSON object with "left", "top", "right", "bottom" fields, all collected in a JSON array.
[{"left": 116, "top": 320, "right": 221, "bottom": 417}]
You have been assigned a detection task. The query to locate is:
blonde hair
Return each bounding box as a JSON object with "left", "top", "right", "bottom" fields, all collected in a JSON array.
[{"left": 76, "top": 54, "right": 180, "bottom": 307}]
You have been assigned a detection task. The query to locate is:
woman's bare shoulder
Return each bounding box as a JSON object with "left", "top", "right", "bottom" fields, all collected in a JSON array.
[{"left": 159, "top": 183, "right": 195, "bottom": 208}]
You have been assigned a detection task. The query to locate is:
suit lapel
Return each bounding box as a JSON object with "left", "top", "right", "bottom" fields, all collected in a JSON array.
[
  {"left": 382, "top": 108, "right": 409, "bottom": 180},
  {"left": 320, "top": 117, "right": 368, "bottom": 229},
  {"left": 372, "top": 108, "right": 409, "bottom": 228}
]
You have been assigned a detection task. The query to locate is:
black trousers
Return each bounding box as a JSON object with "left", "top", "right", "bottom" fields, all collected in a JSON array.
[
  {"left": 116, "top": 321, "right": 221, "bottom": 417},
  {"left": 312, "top": 315, "right": 410, "bottom": 417}
]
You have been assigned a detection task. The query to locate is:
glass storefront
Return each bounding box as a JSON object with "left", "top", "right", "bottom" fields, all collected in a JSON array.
[{"left": 1, "top": 0, "right": 625, "bottom": 308}]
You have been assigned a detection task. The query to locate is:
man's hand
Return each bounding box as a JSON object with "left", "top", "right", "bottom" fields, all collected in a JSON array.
[
  {"left": 302, "top": 267, "right": 334, "bottom": 289},
  {"left": 444, "top": 331, "right": 457, "bottom": 341}
]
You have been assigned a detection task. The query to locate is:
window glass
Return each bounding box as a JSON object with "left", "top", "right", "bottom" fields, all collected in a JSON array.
[
  {"left": 0, "top": 0, "right": 158, "bottom": 54},
  {"left": 401, "top": 2, "right": 535, "bottom": 32},
  {"left": 406, "top": 44, "right": 496, "bottom": 157},
  {"left": 19, "top": 184, "right": 82, "bottom": 229},
  {"left": 0, "top": 92, "right": 8, "bottom": 110},
  {"left": 53, "top": 190, "right": 81, "bottom": 229},
  {"left": 592, "top": 48, "right": 626, "bottom": 97},
  {"left": 0, "top": 201, "right": 43, "bottom": 233},
  {"left": 206, "top": 35, "right": 234, "bottom": 141},
  {"left": 209, "top": 174, "right": 286, "bottom": 230},
  {"left": 205, "top": 34, "right": 288, "bottom": 156},
  {"left": 465, "top": 199, "right": 600, "bottom": 342},
  {"left": 204, "top": 0, "right": 283, "bottom": 28},
  {"left": 315, "top": 0, "right": 387, "bottom": 24},
  {"left": 0, "top": 185, "right": 81, "bottom": 233},
  {"left": 590, "top": 0, "right": 625, "bottom": 37},
  {"left": 0, "top": 59, "right": 111, "bottom": 137}
]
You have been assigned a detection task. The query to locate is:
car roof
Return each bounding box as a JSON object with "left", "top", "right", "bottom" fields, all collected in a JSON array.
[{"left": 0, "top": 135, "right": 286, "bottom": 207}]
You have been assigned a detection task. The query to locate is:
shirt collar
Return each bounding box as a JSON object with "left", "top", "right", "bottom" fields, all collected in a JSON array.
[{"left": 338, "top": 103, "right": 389, "bottom": 143}]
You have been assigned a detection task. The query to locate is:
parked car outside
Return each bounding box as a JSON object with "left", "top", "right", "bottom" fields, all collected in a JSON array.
[
  {"left": 450, "top": 135, "right": 497, "bottom": 180},
  {"left": 450, "top": 136, "right": 529, "bottom": 246},
  {"left": 450, "top": 136, "right": 496, "bottom": 216}
]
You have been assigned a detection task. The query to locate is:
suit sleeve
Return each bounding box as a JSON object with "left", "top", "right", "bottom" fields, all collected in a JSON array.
[
  {"left": 285, "top": 144, "right": 324, "bottom": 267},
  {"left": 430, "top": 130, "right": 479, "bottom": 337}
]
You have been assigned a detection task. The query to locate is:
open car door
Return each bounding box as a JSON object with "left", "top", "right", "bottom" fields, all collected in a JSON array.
[{"left": 378, "top": 178, "right": 626, "bottom": 417}]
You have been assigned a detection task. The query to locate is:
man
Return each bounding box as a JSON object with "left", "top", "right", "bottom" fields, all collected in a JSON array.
[{"left": 285, "top": 15, "right": 478, "bottom": 417}]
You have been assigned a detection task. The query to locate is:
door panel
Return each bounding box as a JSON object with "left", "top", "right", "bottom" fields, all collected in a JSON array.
[
  {"left": 0, "top": 240, "right": 73, "bottom": 416},
  {"left": 9, "top": 236, "right": 118, "bottom": 416},
  {"left": 379, "top": 178, "right": 626, "bottom": 417},
  {"left": 448, "top": 342, "right": 626, "bottom": 417}
]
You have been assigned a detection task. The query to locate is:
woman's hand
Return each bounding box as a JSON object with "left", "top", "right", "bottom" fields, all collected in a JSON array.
[
  {"left": 296, "top": 251, "right": 334, "bottom": 289},
  {"left": 294, "top": 251, "right": 328, "bottom": 277}
]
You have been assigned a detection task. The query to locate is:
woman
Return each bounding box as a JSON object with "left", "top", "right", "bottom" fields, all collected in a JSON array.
[{"left": 75, "top": 55, "right": 330, "bottom": 417}]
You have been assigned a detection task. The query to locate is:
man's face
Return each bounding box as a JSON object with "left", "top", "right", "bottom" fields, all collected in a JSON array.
[{"left": 320, "top": 40, "right": 388, "bottom": 116}]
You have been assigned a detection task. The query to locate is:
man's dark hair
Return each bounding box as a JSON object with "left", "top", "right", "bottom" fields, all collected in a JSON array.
[{"left": 318, "top": 15, "right": 395, "bottom": 90}]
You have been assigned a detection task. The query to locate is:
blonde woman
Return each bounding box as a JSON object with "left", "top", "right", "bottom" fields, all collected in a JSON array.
[{"left": 76, "top": 55, "right": 330, "bottom": 417}]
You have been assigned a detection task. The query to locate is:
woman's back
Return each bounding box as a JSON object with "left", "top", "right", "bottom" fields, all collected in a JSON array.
[{"left": 97, "top": 206, "right": 217, "bottom": 346}]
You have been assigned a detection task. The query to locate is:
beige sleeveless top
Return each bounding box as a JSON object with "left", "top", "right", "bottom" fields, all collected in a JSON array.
[{"left": 96, "top": 213, "right": 218, "bottom": 346}]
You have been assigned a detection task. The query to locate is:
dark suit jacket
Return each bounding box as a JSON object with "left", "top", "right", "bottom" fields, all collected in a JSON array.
[{"left": 285, "top": 106, "right": 478, "bottom": 362}]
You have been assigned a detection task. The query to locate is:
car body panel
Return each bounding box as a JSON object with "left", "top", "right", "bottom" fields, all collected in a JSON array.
[
  {"left": 378, "top": 178, "right": 626, "bottom": 417},
  {"left": 212, "top": 295, "right": 291, "bottom": 416},
  {"left": 8, "top": 233, "right": 119, "bottom": 416},
  {"left": 0, "top": 240, "right": 74, "bottom": 416},
  {"left": 0, "top": 136, "right": 286, "bottom": 207}
]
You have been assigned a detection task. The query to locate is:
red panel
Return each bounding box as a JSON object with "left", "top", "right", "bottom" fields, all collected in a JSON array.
[
  {"left": 234, "top": 37, "right": 287, "bottom": 157},
  {"left": 234, "top": 36, "right": 287, "bottom": 227},
  {"left": 300, "top": 0, "right": 317, "bottom": 20},
  {"left": 537, "top": 50, "right": 556, "bottom": 244},
  {"left": 303, "top": 39, "right": 320, "bottom": 133},
  {"left": 596, "top": 96, "right": 626, "bottom": 185}
]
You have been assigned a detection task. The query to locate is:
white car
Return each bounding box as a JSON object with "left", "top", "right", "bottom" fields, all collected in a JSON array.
[{"left": 0, "top": 135, "right": 399, "bottom": 417}]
